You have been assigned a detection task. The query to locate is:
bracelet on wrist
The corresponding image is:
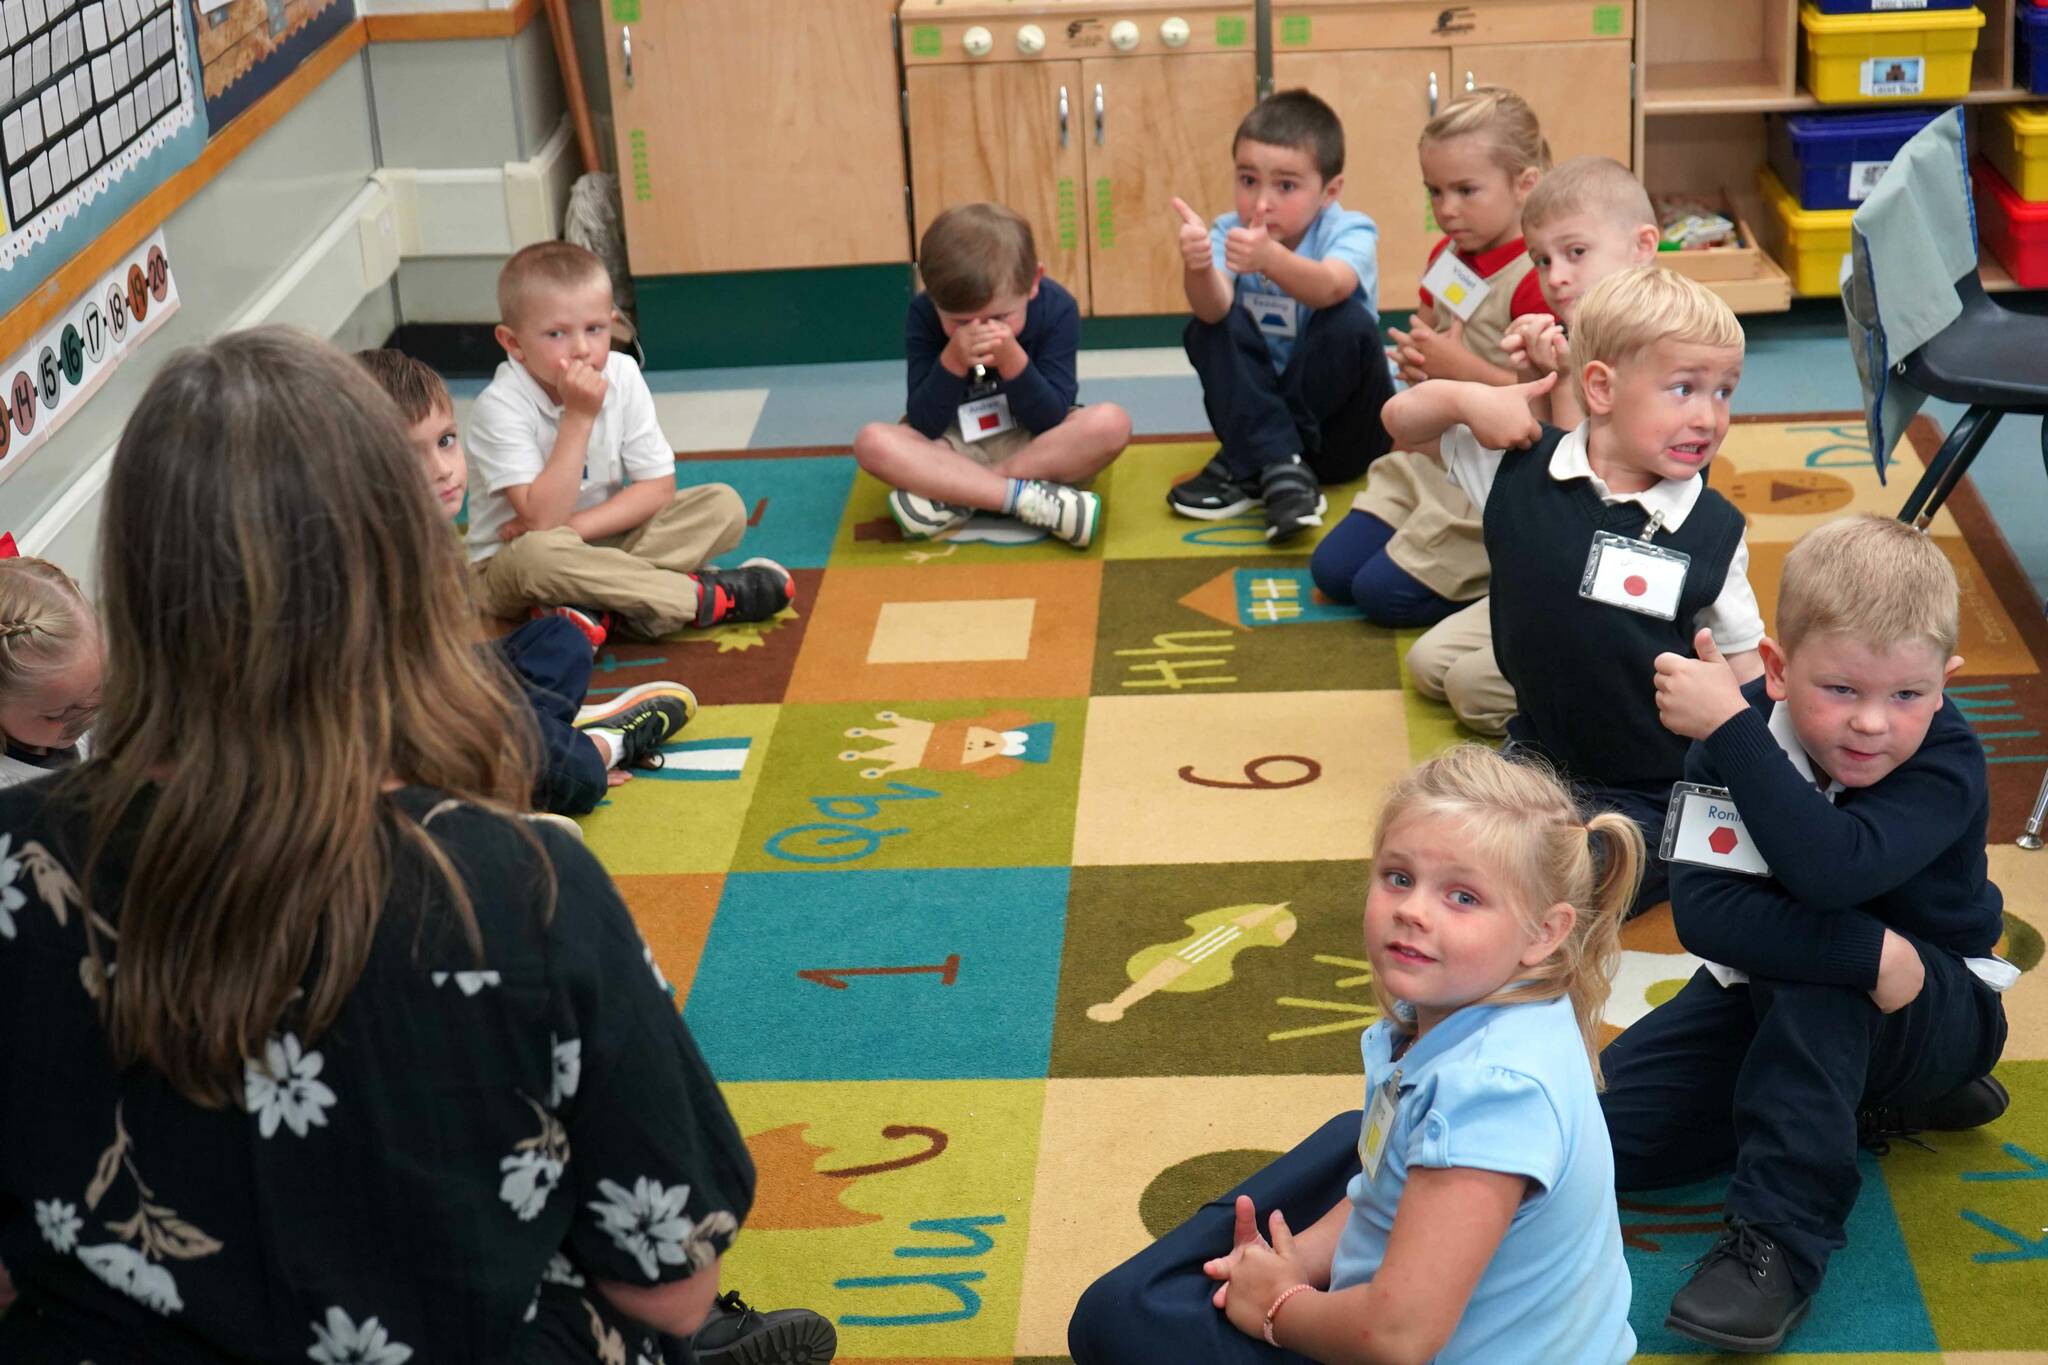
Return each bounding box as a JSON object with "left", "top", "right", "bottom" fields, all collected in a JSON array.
[{"left": 1263, "top": 1281, "right": 1315, "bottom": 1347}]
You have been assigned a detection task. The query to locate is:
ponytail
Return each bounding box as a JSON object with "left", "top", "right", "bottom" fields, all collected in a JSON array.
[{"left": 1574, "top": 812, "right": 1644, "bottom": 1088}]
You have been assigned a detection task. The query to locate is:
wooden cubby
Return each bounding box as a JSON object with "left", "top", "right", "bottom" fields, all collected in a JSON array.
[{"left": 1636, "top": 0, "right": 2041, "bottom": 308}]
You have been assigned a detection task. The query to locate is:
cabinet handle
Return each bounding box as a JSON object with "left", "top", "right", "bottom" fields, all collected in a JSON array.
[
  {"left": 1094, "top": 82, "right": 1104, "bottom": 146},
  {"left": 1427, "top": 71, "right": 1437, "bottom": 116},
  {"left": 1465, "top": 70, "right": 1475, "bottom": 93},
  {"left": 1059, "top": 84, "right": 1069, "bottom": 149},
  {"left": 621, "top": 25, "right": 633, "bottom": 89}
]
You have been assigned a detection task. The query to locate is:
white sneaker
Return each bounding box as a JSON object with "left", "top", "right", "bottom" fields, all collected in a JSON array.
[
  {"left": 1012, "top": 480, "right": 1101, "bottom": 549},
  {"left": 888, "top": 488, "right": 972, "bottom": 539}
]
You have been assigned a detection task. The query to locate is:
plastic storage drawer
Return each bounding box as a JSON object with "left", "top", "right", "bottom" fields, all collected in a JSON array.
[
  {"left": 1756, "top": 163, "right": 1856, "bottom": 296},
  {"left": 1799, "top": 3, "right": 1985, "bottom": 103},
  {"left": 1984, "top": 104, "right": 2048, "bottom": 201},
  {"left": 1768, "top": 107, "right": 1943, "bottom": 208},
  {"left": 1974, "top": 158, "right": 2048, "bottom": 288}
]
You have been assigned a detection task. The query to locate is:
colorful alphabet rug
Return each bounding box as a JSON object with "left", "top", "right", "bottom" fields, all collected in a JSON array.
[{"left": 578, "top": 415, "right": 2048, "bottom": 1362}]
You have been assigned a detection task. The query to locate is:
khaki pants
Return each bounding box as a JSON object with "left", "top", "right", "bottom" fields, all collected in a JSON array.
[
  {"left": 1406, "top": 597, "right": 1515, "bottom": 737},
  {"left": 1348, "top": 451, "right": 1489, "bottom": 603},
  {"left": 472, "top": 484, "right": 748, "bottom": 639}
]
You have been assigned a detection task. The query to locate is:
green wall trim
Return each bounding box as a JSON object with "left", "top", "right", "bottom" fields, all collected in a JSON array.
[{"left": 635, "top": 265, "right": 916, "bottom": 370}]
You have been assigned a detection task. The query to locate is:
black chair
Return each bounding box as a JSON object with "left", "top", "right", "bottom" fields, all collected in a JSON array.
[
  {"left": 1885, "top": 273, "right": 2048, "bottom": 846},
  {"left": 1893, "top": 271, "right": 2048, "bottom": 531}
]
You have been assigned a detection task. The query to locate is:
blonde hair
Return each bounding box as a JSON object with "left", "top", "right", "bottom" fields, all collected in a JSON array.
[
  {"left": 1371, "top": 745, "right": 1642, "bottom": 1085},
  {"left": 0, "top": 555, "right": 96, "bottom": 698},
  {"left": 1776, "top": 514, "right": 1959, "bottom": 658},
  {"left": 918, "top": 203, "right": 1038, "bottom": 314},
  {"left": 1568, "top": 265, "right": 1743, "bottom": 405},
  {"left": 1522, "top": 156, "right": 1655, "bottom": 238},
  {"left": 497, "top": 240, "right": 611, "bottom": 329},
  {"left": 1419, "top": 86, "right": 1551, "bottom": 177}
]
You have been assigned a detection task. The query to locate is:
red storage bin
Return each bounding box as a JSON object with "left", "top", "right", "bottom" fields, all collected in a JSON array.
[{"left": 1973, "top": 159, "right": 2048, "bottom": 287}]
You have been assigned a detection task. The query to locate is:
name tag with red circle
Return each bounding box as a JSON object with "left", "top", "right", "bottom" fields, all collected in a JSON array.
[{"left": 1580, "top": 530, "right": 1690, "bottom": 620}]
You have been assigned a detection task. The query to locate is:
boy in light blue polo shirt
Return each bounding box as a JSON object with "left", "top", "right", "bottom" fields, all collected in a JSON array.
[{"left": 1170, "top": 89, "right": 1396, "bottom": 542}]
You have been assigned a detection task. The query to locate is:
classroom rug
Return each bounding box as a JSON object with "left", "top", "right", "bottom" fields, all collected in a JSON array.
[{"left": 578, "top": 415, "right": 2048, "bottom": 1363}]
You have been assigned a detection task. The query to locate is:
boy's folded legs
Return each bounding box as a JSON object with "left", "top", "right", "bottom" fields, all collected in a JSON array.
[
  {"left": 853, "top": 413, "right": 1111, "bottom": 550},
  {"left": 1309, "top": 511, "right": 1464, "bottom": 628},
  {"left": 1407, "top": 600, "right": 1515, "bottom": 736},
  {"left": 1600, "top": 968, "right": 1750, "bottom": 1192}
]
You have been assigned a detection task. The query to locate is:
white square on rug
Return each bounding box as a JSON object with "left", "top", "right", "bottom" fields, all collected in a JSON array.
[{"left": 866, "top": 597, "right": 1037, "bottom": 664}]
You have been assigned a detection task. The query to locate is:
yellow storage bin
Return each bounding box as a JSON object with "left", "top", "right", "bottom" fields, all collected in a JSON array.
[
  {"left": 1984, "top": 104, "right": 2048, "bottom": 203},
  {"left": 1799, "top": 3, "right": 1984, "bottom": 104},
  {"left": 1756, "top": 164, "right": 1855, "bottom": 297}
]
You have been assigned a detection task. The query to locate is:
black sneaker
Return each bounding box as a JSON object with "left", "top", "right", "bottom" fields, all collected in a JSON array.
[
  {"left": 1859, "top": 1074, "right": 2010, "bottom": 1152},
  {"left": 690, "top": 1290, "right": 837, "bottom": 1364},
  {"left": 692, "top": 557, "right": 795, "bottom": 627},
  {"left": 1166, "top": 455, "right": 1256, "bottom": 520},
  {"left": 1259, "top": 456, "right": 1327, "bottom": 543},
  {"left": 1664, "top": 1218, "right": 1811, "bottom": 1353},
  {"left": 576, "top": 686, "right": 696, "bottom": 769}
]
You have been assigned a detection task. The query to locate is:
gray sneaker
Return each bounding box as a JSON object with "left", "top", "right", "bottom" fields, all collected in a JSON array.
[
  {"left": 1011, "top": 480, "right": 1101, "bottom": 548},
  {"left": 887, "top": 488, "right": 972, "bottom": 539}
]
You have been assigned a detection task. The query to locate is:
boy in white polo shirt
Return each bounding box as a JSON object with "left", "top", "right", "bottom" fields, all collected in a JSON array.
[{"left": 465, "top": 242, "right": 791, "bottom": 644}]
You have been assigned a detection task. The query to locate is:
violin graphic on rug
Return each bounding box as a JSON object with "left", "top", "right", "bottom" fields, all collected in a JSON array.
[{"left": 1087, "top": 903, "right": 1298, "bottom": 1023}]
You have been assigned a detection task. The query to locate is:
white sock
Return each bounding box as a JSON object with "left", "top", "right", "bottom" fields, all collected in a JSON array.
[{"left": 588, "top": 729, "right": 625, "bottom": 769}]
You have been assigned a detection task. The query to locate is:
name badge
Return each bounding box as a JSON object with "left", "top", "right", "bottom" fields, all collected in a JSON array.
[
  {"left": 957, "top": 393, "right": 1016, "bottom": 443},
  {"left": 1358, "top": 1068, "right": 1401, "bottom": 1180},
  {"left": 1419, "top": 250, "right": 1491, "bottom": 322},
  {"left": 1241, "top": 289, "right": 1298, "bottom": 338},
  {"left": 1580, "top": 530, "right": 1690, "bottom": 620},
  {"left": 1661, "top": 782, "right": 1773, "bottom": 877}
]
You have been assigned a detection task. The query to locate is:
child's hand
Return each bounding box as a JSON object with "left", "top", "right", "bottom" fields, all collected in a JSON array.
[
  {"left": 954, "top": 320, "right": 1003, "bottom": 372},
  {"left": 1652, "top": 629, "right": 1750, "bottom": 740},
  {"left": 558, "top": 357, "right": 608, "bottom": 419},
  {"left": 607, "top": 768, "right": 633, "bottom": 788},
  {"left": 1871, "top": 928, "right": 1927, "bottom": 1013},
  {"left": 984, "top": 319, "right": 1028, "bottom": 378},
  {"left": 1202, "top": 1194, "right": 1271, "bottom": 1310},
  {"left": 1220, "top": 1206, "right": 1313, "bottom": 1342},
  {"left": 1389, "top": 313, "right": 1473, "bottom": 381},
  {"left": 1172, "top": 197, "right": 1214, "bottom": 272},
  {"left": 498, "top": 516, "right": 532, "bottom": 544},
  {"left": 1462, "top": 370, "right": 1556, "bottom": 450},
  {"left": 1502, "top": 315, "right": 1567, "bottom": 376},
  {"left": 1223, "top": 213, "right": 1275, "bottom": 277}
]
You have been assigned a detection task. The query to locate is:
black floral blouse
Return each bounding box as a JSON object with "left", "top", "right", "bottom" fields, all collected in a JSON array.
[{"left": 0, "top": 783, "right": 755, "bottom": 1363}]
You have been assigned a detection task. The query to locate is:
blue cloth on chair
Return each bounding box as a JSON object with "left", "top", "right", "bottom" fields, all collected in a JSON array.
[{"left": 1843, "top": 106, "right": 1977, "bottom": 480}]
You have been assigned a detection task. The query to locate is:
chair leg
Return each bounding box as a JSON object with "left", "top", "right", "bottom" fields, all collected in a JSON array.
[
  {"left": 1898, "top": 406, "right": 2002, "bottom": 529},
  {"left": 2021, "top": 764, "right": 2048, "bottom": 849}
]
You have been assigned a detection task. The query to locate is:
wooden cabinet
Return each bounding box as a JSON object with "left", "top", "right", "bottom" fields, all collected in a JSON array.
[
  {"left": 904, "top": 50, "right": 1254, "bottom": 316},
  {"left": 1452, "top": 41, "right": 1634, "bottom": 166},
  {"left": 600, "top": 0, "right": 909, "bottom": 275}
]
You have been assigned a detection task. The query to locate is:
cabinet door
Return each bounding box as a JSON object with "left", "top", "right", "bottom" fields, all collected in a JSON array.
[
  {"left": 906, "top": 62, "right": 1088, "bottom": 308},
  {"left": 601, "top": 0, "right": 909, "bottom": 275},
  {"left": 1273, "top": 48, "right": 1443, "bottom": 310},
  {"left": 1081, "top": 53, "right": 1256, "bottom": 317},
  {"left": 1449, "top": 42, "right": 1635, "bottom": 168}
]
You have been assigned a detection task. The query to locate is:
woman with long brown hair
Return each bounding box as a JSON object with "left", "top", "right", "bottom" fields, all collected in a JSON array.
[{"left": 0, "top": 329, "right": 756, "bottom": 1362}]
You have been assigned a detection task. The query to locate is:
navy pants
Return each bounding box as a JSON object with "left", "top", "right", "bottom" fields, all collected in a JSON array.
[
  {"left": 1601, "top": 951, "right": 2006, "bottom": 1294},
  {"left": 1069, "top": 1110, "right": 1363, "bottom": 1365},
  {"left": 1308, "top": 510, "right": 1463, "bottom": 628},
  {"left": 1183, "top": 297, "right": 1394, "bottom": 485},
  {"left": 495, "top": 616, "right": 607, "bottom": 817}
]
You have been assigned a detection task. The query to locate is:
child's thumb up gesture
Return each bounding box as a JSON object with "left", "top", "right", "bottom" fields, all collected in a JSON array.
[{"left": 1653, "top": 628, "right": 1749, "bottom": 740}]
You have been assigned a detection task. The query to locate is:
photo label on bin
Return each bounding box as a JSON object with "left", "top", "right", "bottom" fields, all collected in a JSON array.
[
  {"left": 1861, "top": 56, "right": 1925, "bottom": 98},
  {"left": 1849, "top": 159, "right": 1891, "bottom": 201}
]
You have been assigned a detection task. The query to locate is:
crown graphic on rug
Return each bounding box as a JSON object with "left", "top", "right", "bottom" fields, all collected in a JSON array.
[{"left": 839, "top": 709, "right": 1054, "bottom": 781}]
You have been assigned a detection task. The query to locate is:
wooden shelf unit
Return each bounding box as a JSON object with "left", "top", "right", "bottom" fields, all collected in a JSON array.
[{"left": 1635, "top": 0, "right": 2043, "bottom": 312}]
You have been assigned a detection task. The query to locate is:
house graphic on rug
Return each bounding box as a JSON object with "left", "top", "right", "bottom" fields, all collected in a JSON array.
[{"left": 839, "top": 710, "right": 1054, "bottom": 781}]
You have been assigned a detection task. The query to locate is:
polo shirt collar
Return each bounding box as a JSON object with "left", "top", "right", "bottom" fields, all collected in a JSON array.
[
  {"left": 500, "top": 357, "right": 566, "bottom": 416},
  {"left": 1547, "top": 423, "right": 1705, "bottom": 531},
  {"left": 1767, "top": 699, "right": 1845, "bottom": 799},
  {"left": 1455, "top": 235, "right": 1528, "bottom": 278}
]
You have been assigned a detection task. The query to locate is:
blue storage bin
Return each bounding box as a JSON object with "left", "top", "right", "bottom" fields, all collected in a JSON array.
[
  {"left": 1767, "top": 107, "right": 1947, "bottom": 208},
  {"left": 2024, "top": 1, "right": 2048, "bottom": 94},
  {"left": 1809, "top": 0, "right": 1977, "bottom": 11}
]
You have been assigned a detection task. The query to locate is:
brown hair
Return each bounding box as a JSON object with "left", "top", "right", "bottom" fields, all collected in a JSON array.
[
  {"left": 1776, "top": 514, "right": 1960, "bottom": 658},
  {"left": 497, "top": 240, "right": 611, "bottom": 328},
  {"left": 353, "top": 348, "right": 452, "bottom": 426},
  {"left": 0, "top": 555, "right": 95, "bottom": 699},
  {"left": 1234, "top": 88, "right": 1345, "bottom": 180},
  {"left": 1372, "top": 745, "right": 1642, "bottom": 1085},
  {"left": 81, "top": 327, "right": 539, "bottom": 1107},
  {"left": 1420, "top": 86, "right": 1552, "bottom": 177},
  {"left": 1522, "top": 156, "right": 1655, "bottom": 237},
  {"left": 917, "top": 203, "right": 1037, "bottom": 314}
]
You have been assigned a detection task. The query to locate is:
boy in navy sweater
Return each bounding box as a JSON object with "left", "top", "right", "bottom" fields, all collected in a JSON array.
[
  {"left": 1604, "top": 513, "right": 2012, "bottom": 1353},
  {"left": 853, "top": 202, "right": 1130, "bottom": 549}
]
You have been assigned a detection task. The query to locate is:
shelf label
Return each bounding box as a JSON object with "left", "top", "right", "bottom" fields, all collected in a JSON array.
[
  {"left": 1849, "top": 159, "right": 1891, "bottom": 202},
  {"left": 1860, "top": 56, "right": 1925, "bottom": 97},
  {"left": 1872, "top": 0, "right": 1932, "bottom": 9},
  {"left": 1281, "top": 15, "right": 1311, "bottom": 45},
  {"left": 1216, "top": 16, "right": 1247, "bottom": 47},
  {"left": 1592, "top": 3, "right": 1623, "bottom": 35}
]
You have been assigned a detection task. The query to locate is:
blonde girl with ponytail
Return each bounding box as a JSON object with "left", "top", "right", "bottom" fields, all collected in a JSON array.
[
  {"left": 1071, "top": 744, "right": 1639, "bottom": 1365},
  {"left": 0, "top": 554, "right": 101, "bottom": 785}
]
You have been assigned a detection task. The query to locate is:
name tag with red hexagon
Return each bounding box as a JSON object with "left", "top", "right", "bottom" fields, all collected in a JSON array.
[{"left": 1662, "top": 783, "right": 1773, "bottom": 877}]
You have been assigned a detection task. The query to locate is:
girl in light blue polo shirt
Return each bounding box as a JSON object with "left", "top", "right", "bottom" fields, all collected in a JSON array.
[{"left": 1069, "top": 745, "right": 1638, "bottom": 1364}]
